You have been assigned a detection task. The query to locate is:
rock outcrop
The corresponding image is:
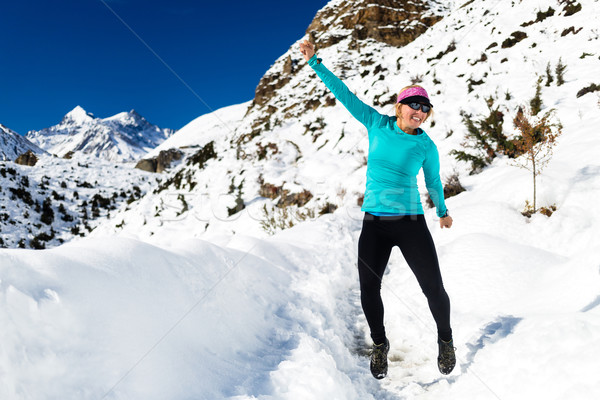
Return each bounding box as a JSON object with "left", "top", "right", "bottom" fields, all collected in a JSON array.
[
  {"left": 307, "top": 0, "right": 445, "bottom": 49},
  {"left": 15, "top": 150, "right": 39, "bottom": 166},
  {"left": 135, "top": 148, "right": 183, "bottom": 173}
]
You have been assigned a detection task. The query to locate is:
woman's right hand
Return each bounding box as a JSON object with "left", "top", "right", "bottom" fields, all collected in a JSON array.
[
  {"left": 299, "top": 40, "right": 315, "bottom": 62},
  {"left": 440, "top": 215, "right": 453, "bottom": 229}
]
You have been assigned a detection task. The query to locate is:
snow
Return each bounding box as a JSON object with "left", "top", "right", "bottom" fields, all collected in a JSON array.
[
  {"left": 3, "top": 195, "right": 599, "bottom": 398},
  {"left": 63, "top": 106, "right": 95, "bottom": 125},
  {"left": 2, "top": 0, "right": 600, "bottom": 399}
]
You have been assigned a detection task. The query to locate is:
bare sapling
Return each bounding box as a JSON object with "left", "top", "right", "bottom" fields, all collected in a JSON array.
[{"left": 512, "top": 107, "right": 562, "bottom": 216}]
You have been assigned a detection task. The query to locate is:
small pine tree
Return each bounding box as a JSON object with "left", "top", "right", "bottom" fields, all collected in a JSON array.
[
  {"left": 555, "top": 58, "right": 567, "bottom": 86},
  {"left": 530, "top": 77, "right": 543, "bottom": 115},
  {"left": 512, "top": 107, "right": 563, "bottom": 215},
  {"left": 451, "top": 97, "right": 519, "bottom": 174},
  {"left": 40, "top": 197, "right": 54, "bottom": 225},
  {"left": 545, "top": 62, "right": 554, "bottom": 86}
]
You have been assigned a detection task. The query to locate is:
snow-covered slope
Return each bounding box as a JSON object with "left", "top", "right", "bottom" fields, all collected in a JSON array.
[
  {"left": 144, "top": 101, "right": 250, "bottom": 159},
  {"left": 0, "top": 124, "right": 45, "bottom": 161},
  {"left": 0, "top": 154, "right": 158, "bottom": 249},
  {"left": 26, "top": 106, "right": 174, "bottom": 162},
  {"left": 2, "top": 197, "right": 599, "bottom": 398},
  {"left": 1, "top": 0, "right": 600, "bottom": 399}
]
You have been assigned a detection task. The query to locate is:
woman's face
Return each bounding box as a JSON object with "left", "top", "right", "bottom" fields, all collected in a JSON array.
[{"left": 397, "top": 103, "right": 427, "bottom": 132}]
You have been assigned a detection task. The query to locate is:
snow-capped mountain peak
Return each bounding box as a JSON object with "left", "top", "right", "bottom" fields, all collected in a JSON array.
[
  {"left": 27, "top": 107, "right": 174, "bottom": 162},
  {"left": 104, "top": 109, "right": 143, "bottom": 124},
  {"left": 61, "top": 105, "right": 95, "bottom": 125}
]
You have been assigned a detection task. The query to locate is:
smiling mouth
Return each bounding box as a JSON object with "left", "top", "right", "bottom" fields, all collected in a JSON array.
[{"left": 411, "top": 116, "right": 422, "bottom": 122}]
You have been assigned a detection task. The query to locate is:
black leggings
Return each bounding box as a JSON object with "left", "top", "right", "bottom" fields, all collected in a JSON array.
[{"left": 357, "top": 213, "right": 452, "bottom": 344}]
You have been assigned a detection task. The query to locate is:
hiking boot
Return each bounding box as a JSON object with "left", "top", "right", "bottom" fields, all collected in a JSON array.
[
  {"left": 437, "top": 338, "right": 456, "bottom": 375},
  {"left": 370, "top": 339, "right": 390, "bottom": 379}
]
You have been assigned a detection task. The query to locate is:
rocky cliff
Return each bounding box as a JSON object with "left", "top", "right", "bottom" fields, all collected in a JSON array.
[{"left": 251, "top": 0, "right": 448, "bottom": 111}]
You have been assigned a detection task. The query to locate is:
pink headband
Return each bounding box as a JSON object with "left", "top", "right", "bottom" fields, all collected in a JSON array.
[{"left": 397, "top": 87, "right": 431, "bottom": 104}]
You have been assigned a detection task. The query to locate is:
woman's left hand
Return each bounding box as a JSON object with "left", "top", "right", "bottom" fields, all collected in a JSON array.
[{"left": 440, "top": 216, "right": 453, "bottom": 229}]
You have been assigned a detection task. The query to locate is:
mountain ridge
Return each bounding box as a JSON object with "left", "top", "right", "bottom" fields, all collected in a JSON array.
[
  {"left": 26, "top": 106, "right": 175, "bottom": 162},
  {"left": 0, "top": 123, "right": 46, "bottom": 161}
]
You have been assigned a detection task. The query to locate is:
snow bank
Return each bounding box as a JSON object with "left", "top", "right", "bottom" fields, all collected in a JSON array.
[
  {"left": 0, "top": 237, "right": 294, "bottom": 399},
  {"left": 2, "top": 191, "right": 599, "bottom": 399}
]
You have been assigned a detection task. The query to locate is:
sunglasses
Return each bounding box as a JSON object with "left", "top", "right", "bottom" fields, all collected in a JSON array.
[{"left": 405, "top": 102, "right": 431, "bottom": 113}]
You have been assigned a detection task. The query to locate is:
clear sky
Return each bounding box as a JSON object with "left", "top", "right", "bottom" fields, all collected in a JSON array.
[{"left": 0, "top": 0, "right": 327, "bottom": 135}]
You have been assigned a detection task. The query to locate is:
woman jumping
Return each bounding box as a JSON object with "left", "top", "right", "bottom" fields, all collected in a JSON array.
[{"left": 299, "top": 40, "right": 456, "bottom": 379}]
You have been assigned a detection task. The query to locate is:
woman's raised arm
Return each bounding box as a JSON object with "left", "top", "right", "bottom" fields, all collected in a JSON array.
[{"left": 298, "top": 40, "right": 382, "bottom": 129}]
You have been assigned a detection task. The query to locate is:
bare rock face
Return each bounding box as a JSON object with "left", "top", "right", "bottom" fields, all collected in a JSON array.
[
  {"left": 259, "top": 180, "right": 314, "bottom": 207},
  {"left": 15, "top": 150, "right": 39, "bottom": 166},
  {"left": 135, "top": 149, "right": 183, "bottom": 173},
  {"left": 253, "top": 56, "right": 300, "bottom": 108},
  {"left": 252, "top": 0, "right": 446, "bottom": 110},
  {"left": 307, "top": 0, "right": 445, "bottom": 49}
]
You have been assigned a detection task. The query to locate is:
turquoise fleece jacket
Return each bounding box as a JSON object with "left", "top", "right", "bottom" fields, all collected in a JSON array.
[{"left": 308, "top": 55, "right": 447, "bottom": 217}]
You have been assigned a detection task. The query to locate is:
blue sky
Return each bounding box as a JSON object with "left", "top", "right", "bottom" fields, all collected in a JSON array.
[{"left": 0, "top": 0, "right": 327, "bottom": 134}]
